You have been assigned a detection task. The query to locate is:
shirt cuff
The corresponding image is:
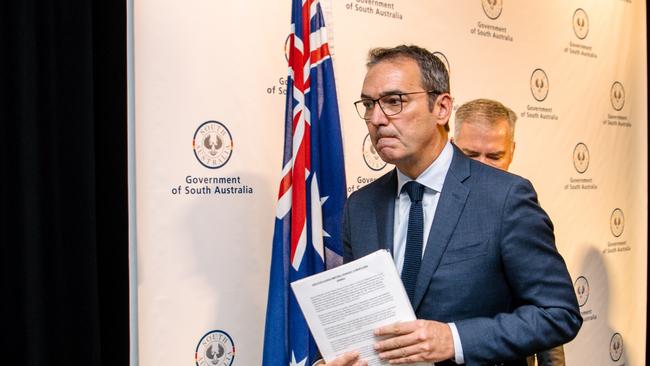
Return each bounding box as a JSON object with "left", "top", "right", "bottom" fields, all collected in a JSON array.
[{"left": 448, "top": 322, "right": 465, "bottom": 364}]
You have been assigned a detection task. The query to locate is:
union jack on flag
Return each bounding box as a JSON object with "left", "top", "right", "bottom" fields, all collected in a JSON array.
[{"left": 262, "top": 1, "right": 346, "bottom": 365}]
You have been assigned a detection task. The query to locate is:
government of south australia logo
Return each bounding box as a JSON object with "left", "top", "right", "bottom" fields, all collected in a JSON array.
[
  {"left": 530, "top": 69, "right": 549, "bottom": 102},
  {"left": 363, "top": 133, "right": 387, "bottom": 171},
  {"left": 610, "top": 208, "right": 625, "bottom": 237},
  {"left": 572, "top": 142, "right": 589, "bottom": 174},
  {"left": 195, "top": 330, "right": 235, "bottom": 366},
  {"left": 574, "top": 276, "right": 589, "bottom": 307},
  {"left": 610, "top": 81, "right": 625, "bottom": 111},
  {"left": 609, "top": 333, "right": 623, "bottom": 362},
  {"left": 572, "top": 8, "right": 589, "bottom": 40},
  {"left": 193, "top": 121, "right": 233, "bottom": 169},
  {"left": 481, "top": 0, "right": 503, "bottom": 20}
]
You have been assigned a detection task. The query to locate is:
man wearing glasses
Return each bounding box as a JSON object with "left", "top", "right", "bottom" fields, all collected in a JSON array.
[{"left": 318, "top": 45, "right": 581, "bottom": 366}]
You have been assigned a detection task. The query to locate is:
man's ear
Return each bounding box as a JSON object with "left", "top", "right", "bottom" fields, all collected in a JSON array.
[{"left": 435, "top": 93, "right": 453, "bottom": 126}]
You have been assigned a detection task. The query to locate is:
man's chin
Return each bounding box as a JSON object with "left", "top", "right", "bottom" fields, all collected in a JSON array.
[{"left": 376, "top": 149, "right": 400, "bottom": 166}]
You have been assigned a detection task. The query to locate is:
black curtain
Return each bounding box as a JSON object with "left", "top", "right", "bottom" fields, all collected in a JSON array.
[{"left": 1, "top": 1, "right": 128, "bottom": 365}]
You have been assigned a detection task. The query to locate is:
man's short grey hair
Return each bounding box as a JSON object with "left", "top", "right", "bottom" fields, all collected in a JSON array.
[
  {"left": 366, "top": 45, "right": 450, "bottom": 130},
  {"left": 454, "top": 98, "right": 517, "bottom": 140}
]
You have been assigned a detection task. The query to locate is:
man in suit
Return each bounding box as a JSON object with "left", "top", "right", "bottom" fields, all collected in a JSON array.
[
  {"left": 320, "top": 45, "right": 581, "bottom": 366},
  {"left": 453, "top": 98, "right": 566, "bottom": 366}
]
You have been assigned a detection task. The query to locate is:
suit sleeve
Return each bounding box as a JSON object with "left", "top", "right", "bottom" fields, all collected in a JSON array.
[{"left": 454, "top": 178, "right": 582, "bottom": 364}]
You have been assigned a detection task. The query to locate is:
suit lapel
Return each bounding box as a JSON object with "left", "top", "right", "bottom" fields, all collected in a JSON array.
[
  {"left": 374, "top": 170, "right": 396, "bottom": 254},
  {"left": 413, "top": 147, "right": 470, "bottom": 310}
]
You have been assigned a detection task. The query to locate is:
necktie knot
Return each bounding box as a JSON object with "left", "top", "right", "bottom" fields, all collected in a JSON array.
[{"left": 402, "top": 181, "right": 425, "bottom": 203}]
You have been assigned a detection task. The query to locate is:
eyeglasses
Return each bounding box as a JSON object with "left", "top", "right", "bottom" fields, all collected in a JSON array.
[{"left": 353, "top": 90, "right": 438, "bottom": 120}]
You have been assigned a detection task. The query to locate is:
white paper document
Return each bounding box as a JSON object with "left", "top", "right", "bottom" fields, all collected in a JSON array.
[{"left": 291, "top": 250, "right": 432, "bottom": 366}]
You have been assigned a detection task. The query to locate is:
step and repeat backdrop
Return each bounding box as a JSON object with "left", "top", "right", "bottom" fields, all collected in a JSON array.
[{"left": 132, "top": 1, "right": 647, "bottom": 365}]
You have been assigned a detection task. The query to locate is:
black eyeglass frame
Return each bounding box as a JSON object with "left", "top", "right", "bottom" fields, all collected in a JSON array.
[{"left": 353, "top": 90, "right": 440, "bottom": 120}]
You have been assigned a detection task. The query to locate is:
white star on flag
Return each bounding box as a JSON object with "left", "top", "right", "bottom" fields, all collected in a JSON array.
[
  {"left": 310, "top": 172, "right": 330, "bottom": 263},
  {"left": 289, "top": 351, "right": 308, "bottom": 366}
]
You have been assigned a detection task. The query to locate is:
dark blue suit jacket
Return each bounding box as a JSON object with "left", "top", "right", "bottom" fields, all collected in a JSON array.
[{"left": 342, "top": 145, "right": 582, "bottom": 366}]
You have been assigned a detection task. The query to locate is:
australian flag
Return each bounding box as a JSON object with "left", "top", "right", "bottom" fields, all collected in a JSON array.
[{"left": 262, "top": 1, "right": 346, "bottom": 365}]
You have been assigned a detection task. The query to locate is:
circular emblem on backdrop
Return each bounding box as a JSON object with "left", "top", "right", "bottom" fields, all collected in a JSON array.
[
  {"left": 195, "top": 330, "right": 235, "bottom": 366},
  {"left": 610, "top": 208, "right": 625, "bottom": 238},
  {"left": 193, "top": 121, "right": 233, "bottom": 169},
  {"left": 610, "top": 81, "right": 626, "bottom": 111},
  {"left": 481, "top": 0, "right": 503, "bottom": 20},
  {"left": 572, "top": 142, "right": 589, "bottom": 174},
  {"left": 284, "top": 34, "right": 291, "bottom": 62},
  {"left": 432, "top": 51, "right": 451, "bottom": 76},
  {"left": 530, "top": 69, "right": 549, "bottom": 102},
  {"left": 609, "top": 333, "right": 624, "bottom": 362},
  {"left": 574, "top": 276, "right": 590, "bottom": 307},
  {"left": 363, "top": 133, "right": 387, "bottom": 171},
  {"left": 572, "top": 8, "right": 589, "bottom": 40}
]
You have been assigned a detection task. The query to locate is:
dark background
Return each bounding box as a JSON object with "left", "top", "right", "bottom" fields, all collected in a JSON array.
[
  {"left": 1, "top": 1, "right": 128, "bottom": 365},
  {"left": 0, "top": 1, "right": 647, "bottom": 366}
]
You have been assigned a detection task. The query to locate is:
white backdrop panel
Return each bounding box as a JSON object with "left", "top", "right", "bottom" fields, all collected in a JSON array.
[{"left": 133, "top": 1, "right": 647, "bottom": 365}]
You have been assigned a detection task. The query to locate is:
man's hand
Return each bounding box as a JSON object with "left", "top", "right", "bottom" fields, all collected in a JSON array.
[
  {"left": 317, "top": 351, "right": 367, "bottom": 366},
  {"left": 373, "top": 320, "right": 455, "bottom": 364}
]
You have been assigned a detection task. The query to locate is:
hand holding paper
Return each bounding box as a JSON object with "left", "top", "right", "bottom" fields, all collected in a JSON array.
[
  {"left": 291, "top": 250, "right": 434, "bottom": 366},
  {"left": 373, "top": 319, "right": 454, "bottom": 364}
]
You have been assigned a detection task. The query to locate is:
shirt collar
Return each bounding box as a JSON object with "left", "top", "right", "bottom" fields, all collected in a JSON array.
[{"left": 396, "top": 140, "right": 454, "bottom": 197}]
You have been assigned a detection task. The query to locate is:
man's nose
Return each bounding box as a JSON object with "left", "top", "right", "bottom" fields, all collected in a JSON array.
[{"left": 367, "top": 103, "right": 389, "bottom": 126}]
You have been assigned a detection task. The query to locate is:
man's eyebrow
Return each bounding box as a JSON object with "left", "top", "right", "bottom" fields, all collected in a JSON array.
[
  {"left": 360, "top": 89, "right": 404, "bottom": 99},
  {"left": 380, "top": 89, "right": 403, "bottom": 96},
  {"left": 461, "top": 148, "right": 479, "bottom": 155}
]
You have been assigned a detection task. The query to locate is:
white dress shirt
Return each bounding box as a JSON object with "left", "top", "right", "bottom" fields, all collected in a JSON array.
[{"left": 393, "top": 141, "right": 464, "bottom": 364}]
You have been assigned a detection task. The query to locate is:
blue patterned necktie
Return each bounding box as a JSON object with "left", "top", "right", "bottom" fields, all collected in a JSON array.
[{"left": 401, "top": 181, "right": 425, "bottom": 304}]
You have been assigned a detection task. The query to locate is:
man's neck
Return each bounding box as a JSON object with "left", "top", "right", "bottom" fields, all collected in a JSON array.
[{"left": 398, "top": 138, "right": 449, "bottom": 179}]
